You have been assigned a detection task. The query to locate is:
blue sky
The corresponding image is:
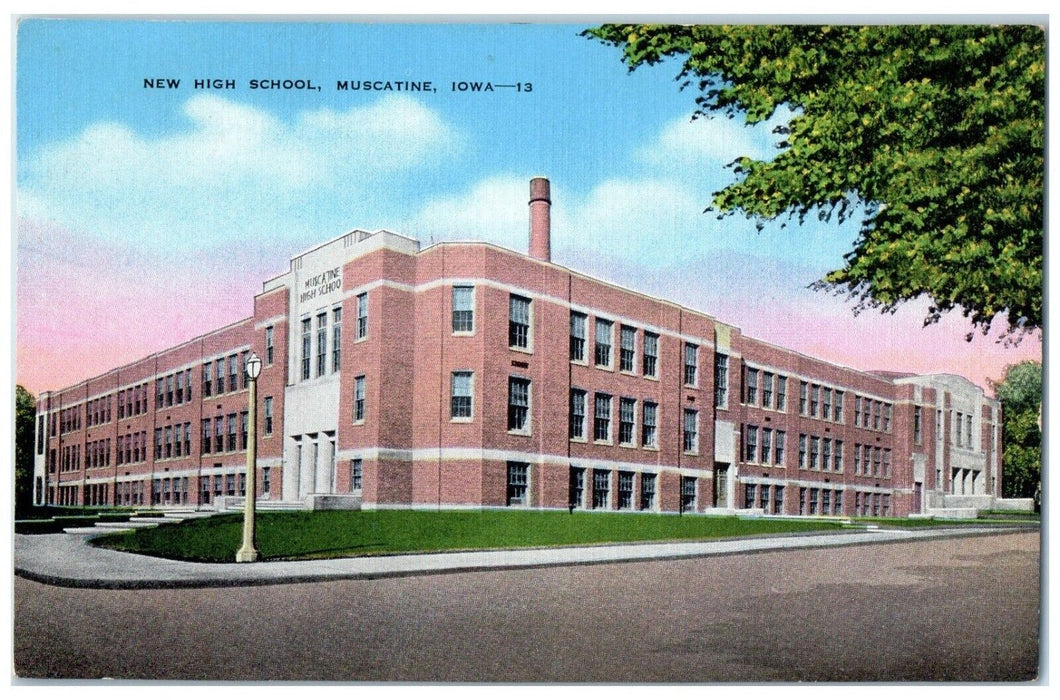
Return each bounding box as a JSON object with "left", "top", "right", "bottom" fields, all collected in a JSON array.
[{"left": 14, "top": 18, "right": 1040, "bottom": 393}]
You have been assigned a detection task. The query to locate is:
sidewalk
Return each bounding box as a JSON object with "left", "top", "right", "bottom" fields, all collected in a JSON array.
[{"left": 14, "top": 524, "right": 1034, "bottom": 589}]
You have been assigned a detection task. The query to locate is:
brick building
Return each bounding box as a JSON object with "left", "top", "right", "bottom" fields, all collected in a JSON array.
[{"left": 32, "top": 178, "right": 1005, "bottom": 517}]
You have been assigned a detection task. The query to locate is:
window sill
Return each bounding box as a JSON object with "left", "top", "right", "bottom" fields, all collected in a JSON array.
[
  {"left": 450, "top": 417, "right": 475, "bottom": 424},
  {"left": 509, "top": 345, "right": 534, "bottom": 355},
  {"left": 452, "top": 330, "right": 476, "bottom": 337},
  {"left": 507, "top": 430, "right": 532, "bottom": 437}
]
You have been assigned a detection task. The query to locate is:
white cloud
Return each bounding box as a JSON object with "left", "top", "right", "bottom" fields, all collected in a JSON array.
[
  {"left": 18, "top": 94, "right": 460, "bottom": 248},
  {"left": 639, "top": 105, "right": 794, "bottom": 170}
]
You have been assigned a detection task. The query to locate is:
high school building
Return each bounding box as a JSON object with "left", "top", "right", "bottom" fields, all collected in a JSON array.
[{"left": 33, "top": 178, "right": 1007, "bottom": 517}]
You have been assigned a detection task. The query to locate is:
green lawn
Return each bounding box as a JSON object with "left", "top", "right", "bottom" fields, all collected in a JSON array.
[{"left": 91, "top": 510, "right": 847, "bottom": 563}]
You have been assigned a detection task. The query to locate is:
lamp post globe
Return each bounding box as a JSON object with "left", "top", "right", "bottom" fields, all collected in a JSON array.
[{"left": 236, "top": 352, "right": 262, "bottom": 563}]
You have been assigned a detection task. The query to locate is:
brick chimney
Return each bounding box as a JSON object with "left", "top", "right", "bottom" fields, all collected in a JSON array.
[{"left": 529, "top": 177, "right": 551, "bottom": 262}]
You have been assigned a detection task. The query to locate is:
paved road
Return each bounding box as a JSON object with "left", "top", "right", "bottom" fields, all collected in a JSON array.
[{"left": 14, "top": 531, "right": 1039, "bottom": 682}]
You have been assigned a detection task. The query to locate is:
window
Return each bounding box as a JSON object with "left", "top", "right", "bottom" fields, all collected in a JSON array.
[
  {"left": 569, "top": 389, "right": 586, "bottom": 440},
  {"left": 569, "top": 467, "right": 585, "bottom": 509},
  {"left": 332, "top": 307, "right": 342, "bottom": 372},
  {"left": 966, "top": 414, "right": 973, "bottom": 448},
  {"left": 214, "top": 416, "right": 223, "bottom": 453},
  {"left": 681, "top": 477, "right": 697, "bottom": 512},
  {"left": 263, "top": 467, "right": 271, "bottom": 496},
  {"left": 240, "top": 411, "right": 249, "bottom": 450},
  {"left": 593, "top": 393, "right": 611, "bottom": 442},
  {"left": 714, "top": 354, "right": 728, "bottom": 407},
  {"left": 228, "top": 355, "right": 237, "bottom": 392},
  {"left": 775, "top": 430, "right": 786, "bottom": 466},
  {"left": 854, "top": 396, "right": 862, "bottom": 426},
  {"left": 683, "top": 409, "right": 698, "bottom": 453},
  {"left": 452, "top": 286, "right": 474, "bottom": 332},
  {"left": 264, "top": 397, "right": 273, "bottom": 435},
  {"left": 745, "top": 425, "right": 758, "bottom": 463},
  {"left": 166, "top": 375, "right": 173, "bottom": 406},
  {"left": 509, "top": 294, "right": 531, "bottom": 349},
  {"left": 744, "top": 366, "right": 758, "bottom": 404},
  {"left": 354, "top": 375, "right": 366, "bottom": 422},
  {"left": 834, "top": 391, "right": 843, "bottom": 422},
  {"left": 640, "top": 473, "right": 656, "bottom": 510},
  {"left": 854, "top": 443, "right": 862, "bottom": 475},
  {"left": 316, "top": 313, "right": 327, "bottom": 377},
  {"left": 773, "top": 486, "right": 784, "bottom": 515},
  {"left": 822, "top": 438, "right": 832, "bottom": 472},
  {"left": 776, "top": 376, "right": 787, "bottom": 411},
  {"left": 301, "top": 318, "right": 312, "bottom": 380},
  {"left": 508, "top": 377, "right": 530, "bottom": 432},
  {"left": 822, "top": 388, "right": 832, "bottom": 420},
  {"left": 351, "top": 459, "right": 362, "bottom": 491},
  {"left": 619, "top": 398, "right": 636, "bottom": 445},
  {"left": 265, "top": 325, "right": 274, "bottom": 365},
  {"left": 594, "top": 318, "right": 613, "bottom": 367},
  {"left": 154, "top": 428, "right": 162, "bottom": 459},
  {"left": 498, "top": 464, "right": 525, "bottom": 504},
  {"left": 759, "top": 484, "right": 770, "bottom": 510},
  {"left": 834, "top": 490, "right": 843, "bottom": 515},
  {"left": 762, "top": 371, "right": 774, "bottom": 408},
  {"left": 760, "top": 427, "right": 772, "bottom": 464},
  {"left": 834, "top": 440, "right": 844, "bottom": 472},
  {"left": 936, "top": 409, "right": 943, "bottom": 441},
  {"left": 451, "top": 371, "right": 473, "bottom": 419},
  {"left": 618, "top": 471, "right": 634, "bottom": 509},
  {"left": 642, "top": 401, "right": 658, "bottom": 448},
  {"left": 914, "top": 406, "right": 923, "bottom": 444},
  {"left": 643, "top": 332, "right": 659, "bottom": 378},
  {"left": 873, "top": 401, "right": 881, "bottom": 430},
  {"left": 822, "top": 489, "right": 831, "bottom": 514},
  {"left": 569, "top": 312, "right": 587, "bottom": 361},
  {"left": 800, "top": 381, "right": 808, "bottom": 415},
  {"left": 592, "top": 469, "right": 610, "bottom": 509},
  {"left": 176, "top": 372, "right": 184, "bottom": 404},
  {"left": 810, "top": 385, "right": 820, "bottom": 417},
  {"left": 885, "top": 404, "right": 893, "bottom": 432},
  {"left": 619, "top": 326, "right": 636, "bottom": 372},
  {"left": 955, "top": 412, "right": 963, "bottom": 446},
  {"left": 156, "top": 378, "right": 164, "bottom": 408},
  {"left": 810, "top": 436, "right": 820, "bottom": 470},
  {"left": 872, "top": 447, "right": 881, "bottom": 476},
  {"left": 809, "top": 488, "right": 819, "bottom": 515},
  {"left": 684, "top": 343, "right": 698, "bottom": 386},
  {"left": 226, "top": 414, "right": 237, "bottom": 452},
  {"left": 356, "top": 292, "right": 368, "bottom": 340},
  {"left": 745, "top": 483, "right": 757, "bottom": 510},
  {"left": 882, "top": 449, "right": 892, "bottom": 478}
]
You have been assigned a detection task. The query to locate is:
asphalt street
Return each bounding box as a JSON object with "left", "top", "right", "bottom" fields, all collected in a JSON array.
[{"left": 13, "top": 530, "right": 1040, "bottom": 682}]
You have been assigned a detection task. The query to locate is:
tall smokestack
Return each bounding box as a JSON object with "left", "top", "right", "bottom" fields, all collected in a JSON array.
[{"left": 529, "top": 177, "right": 551, "bottom": 262}]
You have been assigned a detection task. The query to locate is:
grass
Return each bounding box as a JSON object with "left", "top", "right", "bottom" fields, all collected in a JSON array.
[{"left": 91, "top": 509, "right": 848, "bottom": 563}]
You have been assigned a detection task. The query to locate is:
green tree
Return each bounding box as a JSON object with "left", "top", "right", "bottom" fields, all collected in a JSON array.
[
  {"left": 992, "top": 361, "right": 1042, "bottom": 499},
  {"left": 584, "top": 24, "right": 1044, "bottom": 338},
  {"left": 15, "top": 385, "right": 37, "bottom": 515}
]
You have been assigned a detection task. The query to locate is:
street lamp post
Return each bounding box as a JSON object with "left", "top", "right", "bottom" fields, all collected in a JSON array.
[{"left": 236, "top": 352, "right": 262, "bottom": 563}]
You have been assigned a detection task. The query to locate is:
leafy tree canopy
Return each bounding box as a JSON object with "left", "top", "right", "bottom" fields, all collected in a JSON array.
[
  {"left": 991, "top": 361, "right": 1041, "bottom": 499},
  {"left": 584, "top": 24, "right": 1044, "bottom": 338},
  {"left": 15, "top": 385, "right": 37, "bottom": 514}
]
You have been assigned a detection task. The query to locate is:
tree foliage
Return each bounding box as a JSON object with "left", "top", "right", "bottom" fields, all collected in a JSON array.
[
  {"left": 15, "top": 385, "right": 37, "bottom": 514},
  {"left": 584, "top": 24, "right": 1044, "bottom": 338},
  {"left": 991, "top": 361, "right": 1041, "bottom": 499}
]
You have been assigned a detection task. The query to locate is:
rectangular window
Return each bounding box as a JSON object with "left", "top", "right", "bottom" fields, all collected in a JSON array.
[
  {"left": 914, "top": 406, "right": 923, "bottom": 444},
  {"left": 156, "top": 378, "right": 164, "bottom": 408},
  {"left": 617, "top": 471, "right": 634, "bottom": 510},
  {"left": 569, "top": 389, "right": 586, "bottom": 440},
  {"left": 885, "top": 404, "right": 893, "bottom": 432},
  {"left": 745, "top": 483, "right": 756, "bottom": 510},
  {"left": 241, "top": 351, "right": 250, "bottom": 389},
  {"left": 681, "top": 476, "right": 697, "bottom": 512},
  {"left": 854, "top": 396, "right": 862, "bottom": 426},
  {"left": 508, "top": 377, "right": 530, "bottom": 432},
  {"left": 822, "top": 438, "right": 832, "bottom": 472},
  {"left": 872, "top": 447, "right": 881, "bottom": 476},
  {"left": 745, "top": 425, "right": 758, "bottom": 463},
  {"left": 854, "top": 444, "right": 862, "bottom": 475},
  {"left": 569, "top": 466, "right": 585, "bottom": 509},
  {"left": 316, "top": 312, "right": 327, "bottom": 377},
  {"left": 883, "top": 449, "right": 891, "bottom": 478},
  {"left": 834, "top": 440, "right": 844, "bottom": 472},
  {"left": 594, "top": 318, "right": 613, "bottom": 367},
  {"left": 822, "top": 489, "right": 831, "bottom": 514},
  {"left": 643, "top": 331, "right": 659, "bottom": 378},
  {"left": 834, "top": 490, "right": 843, "bottom": 515},
  {"left": 640, "top": 473, "right": 656, "bottom": 510},
  {"left": 452, "top": 285, "right": 474, "bottom": 333},
  {"left": 642, "top": 401, "right": 658, "bottom": 448},
  {"left": 809, "top": 488, "right": 819, "bottom": 515},
  {"left": 351, "top": 459, "right": 362, "bottom": 491},
  {"left": 509, "top": 294, "right": 531, "bottom": 349},
  {"left": 214, "top": 417, "right": 223, "bottom": 453},
  {"left": 762, "top": 371, "right": 774, "bottom": 408},
  {"left": 226, "top": 414, "right": 237, "bottom": 452},
  {"left": 773, "top": 485, "right": 784, "bottom": 514},
  {"left": 332, "top": 307, "right": 342, "bottom": 372},
  {"left": 800, "top": 381, "right": 808, "bottom": 415},
  {"left": 684, "top": 343, "right": 698, "bottom": 386},
  {"left": 810, "top": 385, "right": 820, "bottom": 417},
  {"left": 966, "top": 414, "right": 973, "bottom": 447},
  {"left": 264, "top": 397, "right": 274, "bottom": 435},
  {"left": 354, "top": 375, "right": 366, "bottom": 422},
  {"left": 356, "top": 292, "right": 369, "bottom": 340},
  {"left": 936, "top": 409, "right": 943, "bottom": 441},
  {"left": 183, "top": 423, "right": 191, "bottom": 457},
  {"left": 776, "top": 375, "right": 787, "bottom": 411},
  {"left": 799, "top": 434, "right": 808, "bottom": 469},
  {"left": 619, "top": 397, "right": 636, "bottom": 445},
  {"left": 165, "top": 375, "right": 173, "bottom": 406},
  {"left": 450, "top": 371, "right": 473, "bottom": 419},
  {"left": 822, "top": 387, "right": 832, "bottom": 420},
  {"left": 592, "top": 469, "right": 610, "bottom": 509},
  {"left": 203, "top": 363, "right": 213, "bottom": 397},
  {"left": 301, "top": 318, "right": 312, "bottom": 381},
  {"left": 240, "top": 411, "right": 249, "bottom": 450},
  {"left": 714, "top": 354, "right": 729, "bottom": 407},
  {"left": 834, "top": 391, "right": 843, "bottom": 422},
  {"left": 620, "top": 325, "right": 636, "bottom": 372},
  {"left": 760, "top": 427, "right": 772, "bottom": 465},
  {"left": 175, "top": 372, "right": 184, "bottom": 404},
  {"left": 569, "top": 311, "right": 587, "bottom": 361},
  {"left": 873, "top": 401, "right": 882, "bottom": 430},
  {"left": 683, "top": 409, "right": 698, "bottom": 453},
  {"left": 228, "top": 355, "right": 237, "bottom": 392},
  {"left": 507, "top": 462, "right": 529, "bottom": 506},
  {"left": 593, "top": 393, "right": 611, "bottom": 442},
  {"left": 265, "top": 325, "right": 274, "bottom": 365},
  {"left": 262, "top": 467, "right": 270, "bottom": 496},
  {"left": 775, "top": 430, "right": 786, "bottom": 466},
  {"left": 744, "top": 366, "right": 758, "bottom": 404},
  {"left": 759, "top": 483, "right": 770, "bottom": 510},
  {"left": 154, "top": 428, "right": 162, "bottom": 460},
  {"left": 810, "top": 437, "right": 820, "bottom": 470}
]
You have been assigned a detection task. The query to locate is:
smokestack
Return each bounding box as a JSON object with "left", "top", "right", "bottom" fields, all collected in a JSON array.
[{"left": 529, "top": 177, "right": 551, "bottom": 262}]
